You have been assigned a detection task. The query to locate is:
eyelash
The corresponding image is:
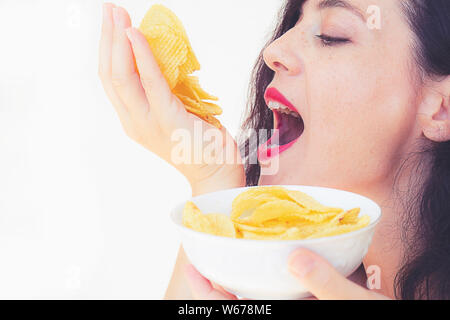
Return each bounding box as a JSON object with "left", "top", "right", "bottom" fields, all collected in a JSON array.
[{"left": 316, "top": 34, "right": 350, "bottom": 47}]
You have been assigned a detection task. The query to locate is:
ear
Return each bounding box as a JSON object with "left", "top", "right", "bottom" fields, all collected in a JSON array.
[{"left": 417, "top": 77, "right": 450, "bottom": 142}]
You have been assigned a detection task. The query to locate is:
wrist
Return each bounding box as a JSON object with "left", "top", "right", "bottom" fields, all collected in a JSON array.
[{"left": 190, "top": 165, "right": 246, "bottom": 197}]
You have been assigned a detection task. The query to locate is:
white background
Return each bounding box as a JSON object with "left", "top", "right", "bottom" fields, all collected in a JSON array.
[{"left": 0, "top": 0, "right": 281, "bottom": 298}]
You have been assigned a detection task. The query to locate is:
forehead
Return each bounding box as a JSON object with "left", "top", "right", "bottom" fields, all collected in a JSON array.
[
  {"left": 301, "top": 0, "right": 402, "bottom": 16},
  {"left": 300, "top": 0, "right": 409, "bottom": 36}
]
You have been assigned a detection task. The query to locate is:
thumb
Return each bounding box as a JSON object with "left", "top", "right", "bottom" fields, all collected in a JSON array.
[{"left": 288, "top": 248, "right": 384, "bottom": 300}]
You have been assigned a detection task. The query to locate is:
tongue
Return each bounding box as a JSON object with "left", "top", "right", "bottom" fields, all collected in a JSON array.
[{"left": 278, "top": 112, "right": 304, "bottom": 145}]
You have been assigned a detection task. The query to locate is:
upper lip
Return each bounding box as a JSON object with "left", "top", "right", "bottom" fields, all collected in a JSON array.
[{"left": 264, "top": 87, "right": 300, "bottom": 114}]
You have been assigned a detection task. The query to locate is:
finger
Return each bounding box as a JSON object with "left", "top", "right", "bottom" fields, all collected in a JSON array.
[
  {"left": 288, "top": 248, "right": 388, "bottom": 300},
  {"left": 211, "top": 282, "right": 237, "bottom": 299},
  {"left": 184, "top": 264, "right": 237, "bottom": 300},
  {"left": 126, "top": 27, "right": 185, "bottom": 125},
  {"left": 98, "top": 2, "right": 128, "bottom": 119},
  {"left": 98, "top": 2, "right": 115, "bottom": 78},
  {"left": 111, "top": 7, "right": 149, "bottom": 118}
]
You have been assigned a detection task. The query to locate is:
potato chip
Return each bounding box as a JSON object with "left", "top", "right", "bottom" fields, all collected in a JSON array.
[
  {"left": 182, "top": 201, "right": 210, "bottom": 232},
  {"left": 177, "top": 95, "right": 222, "bottom": 116},
  {"left": 233, "top": 186, "right": 292, "bottom": 202},
  {"left": 140, "top": 5, "right": 199, "bottom": 69},
  {"left": 234, "top": 222, "right": 288, "bottom": 235},
  {"left": 305, "top": 215, "right": 370, "bottom": 239},
  {"left": 139, "top": 5, "right": 222, "bottom": 128},
  {"left": 144, "top": 28, "right": 187, "bottom": 89},
  {"left": 182, "top": 201, "right": 236, "bottom": 237},
  {"left": 241, "top": 226, "right": 316, "bottom": 241},
  {"left": 292, "top": 212, "right": 339, "bottom": 223},
  {"left": 182, "top": 186, "right": 371, "bottom": 241},
  {"left": 340, "top": 208, "right": 361, "bottom": 224},
  {"left": 204, "top": 213, "right": 237, "bottom": 238},
  {"left": 246, "top": 200, "right": 309, "bottom": 225},
  {"left": 231, "top": 194, "right": 282, "bottom": 220},
  {"left": 183, "top": 75, "right": 219, "bottom": 101},
  {"left": 285, "top": 190, "right": 343, "bottom": 213},
  {"left": 202, "top": 114, "right": 223, "bottom": 129}
]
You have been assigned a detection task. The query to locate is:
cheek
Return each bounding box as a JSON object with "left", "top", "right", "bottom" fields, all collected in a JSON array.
[{"left": 302, "top": 53, "right": 417, "bottom": 186}]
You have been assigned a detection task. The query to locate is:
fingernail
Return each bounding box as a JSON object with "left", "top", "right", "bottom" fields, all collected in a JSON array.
[
  {"left": 112, "top": 7, "right": 123, "bottom": 27},
  {"left": 289, "top": 252, "right": 315, "bottom": 278}
]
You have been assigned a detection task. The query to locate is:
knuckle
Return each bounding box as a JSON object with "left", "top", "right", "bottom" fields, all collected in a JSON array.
[
  {"left": 140, "top": 72, "right": 165, "bottom": 92},
  {"left": 139, "top": 76, "right": 154, "bottom": 91},
  {"left": 111, "top": 74, "right": 130, "bottom": 89}
]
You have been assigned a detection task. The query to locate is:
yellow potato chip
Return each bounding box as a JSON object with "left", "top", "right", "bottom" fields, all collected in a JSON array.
[
  {"left": 285, "top": 190, "right": 343, "bottom": 213},
  {"left": 182, "top": 201, "right": 210, "bottom": 232},
  {"left": 201, "top": 114, "right": 223, "bottom": 129},
  {"left": 292, "top": 212, "right": 340, "bottom": 223},
  {"left": 140, "top": 5, "right": 199, "bottom": 70},
  {"left": 176, "top": 95, "right": 222, "bottom": 116},
  {"left": 279, "top": 226, "right": 318, "bottom": 240},
  {"left": 204, "top": 213, "right": 236, "bottom": 238},
  {"left": 231, "top": 194, "right": 281, "bottom": 220},
  {"left": 200, "top": 101, "right": 222, "bottom": 116},
  {"left": 139, "top": 5, "right": 222, "bottom": 128},
  {"left": 234, "top": 222, "right": 287, "bottom": 235},
  {"left": 340, "top": 208, "right": 361, "bottom": 224},
  {"left": 241, "top": 226, "right": 316, "bottom": 241},
  {"left": 305, "top": 215, "right": 370, "bottom": 239},
  {"left": 233, "top": 186, "right": 292, "bottom": 202},
  {"left": 183, "top": 75, "right": 219, "bottom": 101},
  {"left": 182, "top": 186, "right": 371, "bottom": 241},
  {"left": 240, "top": 230, "right": 273, "bottom": 240},
  {"left": 247, "top": 200, "right": 309, "bottom": 225},
  {"left": 182, "top": 202, "right": 236, "bottom": 237},
  {"left": 140, "top": 25, "right": 187, "bottom": 89},
  {"left": 174, "top": 80, "right": 200, "bottom": 101}
]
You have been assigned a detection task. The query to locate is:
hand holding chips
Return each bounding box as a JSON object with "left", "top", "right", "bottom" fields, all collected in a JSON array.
[
  {"left": 183, "top": 186, "right": 370, "bottom": 240},
  {"left": 139, "top": 5, "right": 222, "bottom": 128}
]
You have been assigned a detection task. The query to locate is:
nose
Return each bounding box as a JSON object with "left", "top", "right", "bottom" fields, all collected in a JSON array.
[{"left": 263, "top": 30, "right": 303, "bottom": 76}]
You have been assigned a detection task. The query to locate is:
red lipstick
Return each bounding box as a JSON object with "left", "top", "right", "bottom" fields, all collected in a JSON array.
[{"left": 264, "top": 87, "right": 299, "bottom": 114}]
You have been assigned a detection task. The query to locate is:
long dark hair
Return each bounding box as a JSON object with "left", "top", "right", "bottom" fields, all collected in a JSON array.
[{"left": 238, "top": 0, "right": 450, "bottom": 299}]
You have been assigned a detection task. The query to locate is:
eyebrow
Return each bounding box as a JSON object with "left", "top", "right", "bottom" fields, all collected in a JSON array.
[{"left": 317, "top": 0, "right": 366, "bottom": 22}]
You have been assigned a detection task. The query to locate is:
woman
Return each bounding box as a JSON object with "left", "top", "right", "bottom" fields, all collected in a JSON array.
[{"left": 99, "top": 0, "right": 450, "bottom": 299}]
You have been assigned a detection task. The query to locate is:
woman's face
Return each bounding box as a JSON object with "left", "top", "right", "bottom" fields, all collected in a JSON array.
[{"left": 259, "top": 0, "right": 422, "bottom": 195}]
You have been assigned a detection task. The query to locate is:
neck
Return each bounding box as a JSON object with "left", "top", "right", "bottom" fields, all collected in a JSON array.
[
  {"left": 363, "top": 192, "right": 404, "bottom": 298},
  {"left": 362, "top": 148, "right": 431, "bottom": 299}
]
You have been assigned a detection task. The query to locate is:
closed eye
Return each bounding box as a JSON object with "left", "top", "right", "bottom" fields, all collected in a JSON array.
[{"left": 316, "top": 34, "right": 351, "bottom": 46}]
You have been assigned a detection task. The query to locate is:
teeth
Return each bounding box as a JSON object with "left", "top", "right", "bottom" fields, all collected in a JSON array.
[{"left": 268, "top": 101, "right": 301, "bottom": 118}]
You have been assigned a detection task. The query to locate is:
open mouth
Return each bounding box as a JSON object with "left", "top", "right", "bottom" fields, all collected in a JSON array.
[
  {"left": 268, "top": 101, "right": 304, "bottom": 148},
  {"left": 257, "top": 88, "right": 305, "bottom": 162}
]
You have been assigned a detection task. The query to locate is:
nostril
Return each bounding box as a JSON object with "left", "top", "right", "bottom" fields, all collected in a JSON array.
[{"left": 274, "top": 61, "right": 289, "bottom": 71}]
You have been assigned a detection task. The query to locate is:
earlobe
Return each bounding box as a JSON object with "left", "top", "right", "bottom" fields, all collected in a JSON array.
[{"left": 417, "top": 87, "right": 450, "bottom": 142}]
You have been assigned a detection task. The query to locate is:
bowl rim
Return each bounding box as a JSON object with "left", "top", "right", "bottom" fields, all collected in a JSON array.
[{"left": 171, "top": 184, "right": 382, "bottom": 245}]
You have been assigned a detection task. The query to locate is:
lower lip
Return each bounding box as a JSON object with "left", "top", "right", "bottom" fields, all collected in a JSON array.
[{"left": 257, "top": 129, "right": 300, "bottom": 163}]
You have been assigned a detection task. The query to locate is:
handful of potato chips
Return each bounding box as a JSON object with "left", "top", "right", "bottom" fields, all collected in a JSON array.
[
  {"left": 182, "top": 186, "right": 370, "bottom": 240},
  {"left": 139, "top": 5, "right": 222, "bottom": 128}
]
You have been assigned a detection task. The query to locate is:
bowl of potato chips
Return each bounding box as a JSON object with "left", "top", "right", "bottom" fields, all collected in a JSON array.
[{"left": 171, "top": 185, "right": 381, "bottom": 299}]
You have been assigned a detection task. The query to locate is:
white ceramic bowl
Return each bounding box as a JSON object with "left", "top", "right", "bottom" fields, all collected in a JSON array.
[{"left": 171, "top": 185, "right": 381, "bottom": 300}]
